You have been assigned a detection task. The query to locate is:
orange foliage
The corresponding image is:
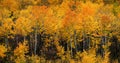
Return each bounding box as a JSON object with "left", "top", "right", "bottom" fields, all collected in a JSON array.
[
  {"left": 62, "top": 10, "right": 76, "bottom": 28},
  {"left": 32, "top": 6, "right": 48, "bottom": 19},
  {"left": 81, "top": 1, "right": 99, "bottom": 16}
]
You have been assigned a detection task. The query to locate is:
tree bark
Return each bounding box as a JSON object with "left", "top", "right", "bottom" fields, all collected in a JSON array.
[
  {"left": 74, "top": 30, "right": 77, "bottom": 52},
  {"left": 24, "top": 36, "right": 26, "bottom": 42},
  {"left": 5, "top": 37, "right": 8, "bottom": 48},
  {"left": 70, "top": 34, "right": 73, "bottom": 58},
  {"left": 34, "top": 30, "right": 37, "bottom": 55}
]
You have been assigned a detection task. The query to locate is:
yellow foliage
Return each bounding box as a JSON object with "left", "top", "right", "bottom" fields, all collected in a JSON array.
[
  {"left": 28, "top": 55, "right": 41, "bottom": 63},
  {"left": 1, "top": 0, "right": 19, "bottom": 11},
  {"left": 13, "top": 41, "right": 29, "bottom": 63},
  {"left": 70, "top": 59, "right": 75, "bottom": 63},
  {"left": 14, "top": 56, "right": 26, "bottom": 63},
  {"left": 75, "top": 48, "right": 104, "bottom": 63},
  {"left": 96, "top": 51, "right": 110, "bottom": 63},
  {"left": 32, "top": 0, "right": 41, "bottom": 5},
  {"left": 56, "top": 45, "right": 64, "bottom": 57},
  {"left": 60, "top": 0, "right": 71, "bottom": 11},
  {"left": 83, "top": 16, "right": 99, "bottom": 33},
  {"left": 15, "top": 17, "right": 32, "bottom": 36},
  {"left": 81, "top": 49, "right": 96, "bottom": 63},
  {"left": 44, "top": 13, "right": 59, "bottom": 34},
  {"left": 48, "top": 0, "right": 59, "bottom": 5},
  {"left": 100, "top": 14, "right": 115, "bottom": 26},
  {"left": 0, "top": 18, "right": 14, "bottom": 37},
  {"left": 14, "top": 41, "right": 28, "bottom": 58},
  {"left": 0, "top": 44, "right": 7, "bottom": 58},
  {"left": 0, "top": 8, "right": 11, "bottom": 18},
  {"left": 20, "top": 9, "right": 32, "bottom": 18}
]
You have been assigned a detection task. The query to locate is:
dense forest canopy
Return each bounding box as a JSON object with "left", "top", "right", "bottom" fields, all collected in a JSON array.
[{"left": 0, "top": 0, "right": 120, "bottom": 63}]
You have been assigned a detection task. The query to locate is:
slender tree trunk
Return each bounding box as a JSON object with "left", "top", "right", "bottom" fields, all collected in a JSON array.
[
  {"left": 83, "top": 19, "right": 86, "bottom": 51},
  {"left": 34, "top": 30, "right": 37, "bottom": 55},
  {"left": 88, "top": 36, "right": 90, "bottom": 48},
  {"left": 29, "top": 35, "right": 31, "bottom": 55},
  {"left": 5, "top": 37, "right": 8, "bottom": 47},
  {"left": 30, "top": 34, "right": 33, "bottom": 55},
  {"left": 34, "top": 20, "right": 38, "bottom": 55},
  {"left": 86, "top": 34, "right": 90, "bottom": 50},
  {"left": 16, "top": 35, "right": 18, "bottom": 45},
  {"left": 70, "top": 34, "right": 73, "bottom": 58},
  {"left": 101, "top": 24, "right": 106, "bottom": 57},
  {"left": 83, "top": 31, "right": 86, "bottom": 51},
  {"left": 24, "top": 36, "right": 26, "bottom": 42},
  {"left": 67, "top": 41, "right": 69, "bottom": 52},
  {"left": 74, "top": 30, "right": 77, "bottom": 52}
]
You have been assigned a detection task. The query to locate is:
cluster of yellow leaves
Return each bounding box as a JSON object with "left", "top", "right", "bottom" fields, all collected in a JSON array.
[
  {"left": 0, "top": 18, "right": 14, "bottom": 38},
  {"left": 14, "top": 41, "right": 28, "bottom": 58},
  {"left": 31, "top": 5, "right": 51, "bottom": 34},
  {"left": 0, "top": 8, "right": 11, "bottom": 18},
  {"left": 94, "top": 0, "right": 104, "bottom": 3},
  {"left": 0, "top": 44, "right": 7, "bottom": 58},
  {"left": 54, "top": 41, "right": 64, "bottom": 58},
  {"left": 32, "top": 0, "right": 41, "bottom": 5},
  {"left": 15, "top": 17, "right": 32, "bottom": 36},
  {"left": 14, "top": 56, "right": 26, "bottom": 63},
  {"left": 80, "top": 48, "right": 96, "bottom": 63},
  {"left": 13, "top": 41, "right": 28, "bottom": 63},
  {"left": 28, "top": 55, "right": 41, "bottom": 63},
  {"left": 48, "top": 0, "right": 60, "bottom": 5},
  {"left": 75, "top": 47, "right": 110, "bottom": 63},
  {"left": 60, "top": 0, "right": 71, "bottom": 12},
  {"left": 20, "top": 9, "right": 32, "bottom": 19},
  {"left": 83, "top": 16, "right": 99, "bottom": 33},
  {"left": 44, "top": 16, "right": 58, "bottom": 34},
  {"left": 43, "top": 6, "right": 64, "bottom": 34},
  {"left": 0, "top": 0, "right": 19, "bottom": 11},
  {"left": 100, "top": 13, "right": 115, "bottom": 27}
]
